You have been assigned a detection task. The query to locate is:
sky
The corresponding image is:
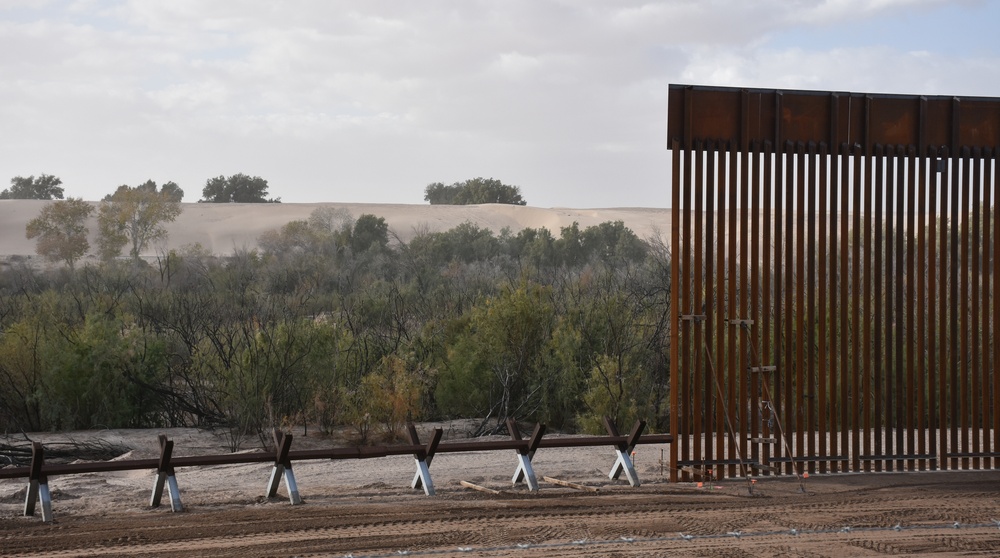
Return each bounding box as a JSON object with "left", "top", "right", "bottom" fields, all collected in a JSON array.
[{"left": 1, "top": 1, "right": 998, "bottom": 208}]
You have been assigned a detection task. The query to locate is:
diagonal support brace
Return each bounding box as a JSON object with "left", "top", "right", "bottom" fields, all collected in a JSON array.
[
  {"left": 508, "top": 420, "right": 545, "bottom": 492},
  {"left": 265, "top": 430, "right": 301, "bottom": 504},
  {"left": 23, "top": 442, "right": 52, "bottom": 522},
  {"left": 605, "top": 418, "right": 645, "bottom": 487},
  {"left": 150, "top": 434, "right": 183, "bottom": 511},
  {"left": 408, "top": 423, "right": 442, "bottom": 496}
]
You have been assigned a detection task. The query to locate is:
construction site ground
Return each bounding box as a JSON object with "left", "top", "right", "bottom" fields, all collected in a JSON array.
[{"left": 3, "top": 428, "right": 1000, "bottom": 556}]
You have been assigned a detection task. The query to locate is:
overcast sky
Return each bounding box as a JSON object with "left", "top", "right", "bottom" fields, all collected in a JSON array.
[{"left": 2, "top": 1, "right": 998, "bottom": 207}]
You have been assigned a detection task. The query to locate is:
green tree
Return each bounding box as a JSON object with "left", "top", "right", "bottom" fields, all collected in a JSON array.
[
  {"left": 97, "top": 183, "right": 183, "bottom": 263},
  {"left": 424, "top": 177, "right": 526, "bottom": 205},
  {"left": 25, "top": 198, "right": 94, "bottom": 269},
  {"left": 308, "top": 206, "right": 354, "bottom": 235},
  {"left": 0, "top": 314, "right": 50, "bottom": 431},
  {"left": 134, "top": 179, "right": 184, "bottom": 202},
  {"left": 42, "top": 312, "right": 158, "bottom": 429},
  {"left": 350, "top": 214, "right": 389, "bottom": 254},
  {"left": 581, "top": 220, "right": 647, "bottom": 264},
  {"left": 343, "top": 355, "right": 426, "bottom": 444},
  {"left": 436, "top": 282, "right": 554, "bottom": 433},
  {"left": 565, "top": 264, "right": 669, "bottom": 433},
  {"left": 407, "top": 221, "right": 500, "bottom": 266},
  {"left": 200, "top": 174, "right": 279, "bottom": 203},
  {"left": 1, "top": 174, "right": 64, "bottom": 200},
  {"left": 506, "top": 227, "right": 556, "bottom": 267}
]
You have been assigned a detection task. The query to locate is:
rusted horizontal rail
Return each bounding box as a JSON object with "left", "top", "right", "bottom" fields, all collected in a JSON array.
[{"left": 536, "top": 434, "right": 671, "bottom": 449}]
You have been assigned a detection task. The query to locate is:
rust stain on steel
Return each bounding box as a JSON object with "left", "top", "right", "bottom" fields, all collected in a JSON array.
[{"left": 668, "top": 84, "right": 1000, "bottom": 480}]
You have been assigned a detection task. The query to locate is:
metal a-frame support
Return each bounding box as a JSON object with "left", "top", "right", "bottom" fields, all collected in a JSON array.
[
  {"left": 150, "top": 434, "right": 183, "bottom": 511},
  {"left": 23, "top": 442, "right": 52, "bottom": 522},
  {"left": 265, "top": 430, "right": 301, "bottom": 504},
  {"left": 408, "top": 423, "right": 443, "bottom": 496},
  {"left": 605, "top": 417, "right": 644, "bottom": 487},
  {"left": 508, "top": 419, "right": 546, "bottom": 491}
]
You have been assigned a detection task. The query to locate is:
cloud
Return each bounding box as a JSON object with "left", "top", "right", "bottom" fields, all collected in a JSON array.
[
  {"left": 0, "top": 1, "right": 996, "bottom": 207},
  {"left": 680, "top": 44, "right": 997, "bottom": 96}
]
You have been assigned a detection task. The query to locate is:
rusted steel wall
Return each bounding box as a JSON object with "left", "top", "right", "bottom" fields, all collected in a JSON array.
[{"left": 668, "top": 84, "right": 1000, "bottom": 481}]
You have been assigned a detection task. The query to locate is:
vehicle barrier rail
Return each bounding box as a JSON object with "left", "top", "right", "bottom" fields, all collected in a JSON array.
[{"left": 0, "top": 418, "right": 671, "bottom": 522}]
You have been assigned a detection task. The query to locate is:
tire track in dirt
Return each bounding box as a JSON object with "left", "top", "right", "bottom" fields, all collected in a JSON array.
[{"left": 5, "top": 473, "right": 1000, "bottom": 557}]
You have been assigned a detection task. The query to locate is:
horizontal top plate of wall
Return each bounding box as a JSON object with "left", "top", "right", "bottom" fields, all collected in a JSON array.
[{"left": 667, "top": 84, "right": 1000, "bottom": 154}]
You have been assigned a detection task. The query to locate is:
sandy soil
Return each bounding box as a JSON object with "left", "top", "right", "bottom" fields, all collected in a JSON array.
[
  {"left": 0, "top": 200, "right": 670, "bottom": 261},
  {"left": 3, "top": 427, "right": 1000, "bottom": 557}
]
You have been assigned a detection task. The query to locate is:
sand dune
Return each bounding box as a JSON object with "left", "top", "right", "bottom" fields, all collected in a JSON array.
[{"left": 0, "top": 200, "right": 670, "bottom": 260}]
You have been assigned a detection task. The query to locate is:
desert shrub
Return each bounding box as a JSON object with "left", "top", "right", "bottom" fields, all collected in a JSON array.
[{"left": 344, "top": 355, "right": 426, "bottom": 444}]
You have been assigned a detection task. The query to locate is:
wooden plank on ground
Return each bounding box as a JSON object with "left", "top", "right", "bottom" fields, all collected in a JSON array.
[
  {"left": 459, "top": 481, "right": 500, "bottom": 495},
  {"left": 542, "top": 476, "right": 599, "bottom": 492}
]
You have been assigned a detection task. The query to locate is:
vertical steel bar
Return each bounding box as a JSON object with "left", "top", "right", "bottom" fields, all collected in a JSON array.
[
  {"left": 826, "top": 96, "right": 838, "bottom": 473},
  {"left": 952, "top": 147, "right": 972, "bottom": 469},
  {"left": 840, "top": 143, "right": 851, "bottom": 473},
  {"left": 947, "top": 145, "right": 962, "bottom": 469},
  {"left": 981, "top": 148, "right": 991, "bottom": 469},
  {"left": 727, "top": 142, "right": 739, "bottom": 477},
  {"left": 716, "top": 142, "right": 727, "bottom": 475},
  {"left": 829, "top": 143, "right": 841, "bottom": 471},
  {"left": 916, "top": 146, "right": 928, "bottom": 471},
  {"left": 796, "top": 141, "right": 808, "bottom": 473},
  {"left": 704, "top": 143, "right": 716, "bottom": 470},
  {"left": 894, "top": 145, "right": 905, "bottom": 471},
  {"left": 693, "top": 141, "right": 705, "bottom": 473},
  {"left": 884, "top": 144, "right": 895, "bottom": 470},
  {"left": 959, "top": 147, "right": 970, "bottom": 470},
  {"left": 889, "top": 144, "right": 900, "bottom": 469},
  {"left": 669, "top": 138, "right": 681, "bottom": 483},
  {"left": 906, "top": 145, "right": 917, "bottom": 471},
  {"left": 884, "top": 146, "right": 903, "bottom": 471},
  {"left": 869, "top": 145, "right": 892, "bottom": 471},
  {"left": 890, "top": 144, "right": 901, "bottom": 469},
  {"left": 818, "top": 142, "right": 828, "bottom": 473},
  {"left": 991, "top": 148, "right": 999, "bottom": 469},
  {"left": 928, "top": 147, "right": 939, "bottom": 470},
  {"left": 750, "top": 141, "right": 762, "bottom": 470},
  {"left": 979, "top": 148, "right": 990, "bottom": 469},
  {"left": 865, "top": 144, "right": 877, "bottom": 472},
  {"left": 785, "top": 141, "right": 796, "bottom": 474},
  {"left": 845, "top": 146, "right": 871, "bottom": 472},
  {"left": 853, "top": 143, "right": 875, "bottom": 471},
  {"left": 739, "top": 140, "right": 751, "bottom": 476},
  {"left": 762, "top": 141, "right": 774, "bottom": 473},
  {"left": 990, "top": 148, "right": 998, "bottom": 469},
  {"left": 940, "top": 147, "right": 952, "bottom": 470},
  {"left": 680, "top": 145, "right": 694, "bottom": 474},
  {"left": 948, "top": 147, "right": 968, "bottom": 468},
  {"left": 971, "top": 147, "right": 982, "bottom": 470},
  {"left": 806, "top": 142, "right": 818, "bottom": 472}
]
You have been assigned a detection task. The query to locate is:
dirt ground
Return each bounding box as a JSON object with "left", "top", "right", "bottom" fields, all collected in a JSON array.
[{"left": 3, "top": 428, "right": 1000, "bottom": 556}]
